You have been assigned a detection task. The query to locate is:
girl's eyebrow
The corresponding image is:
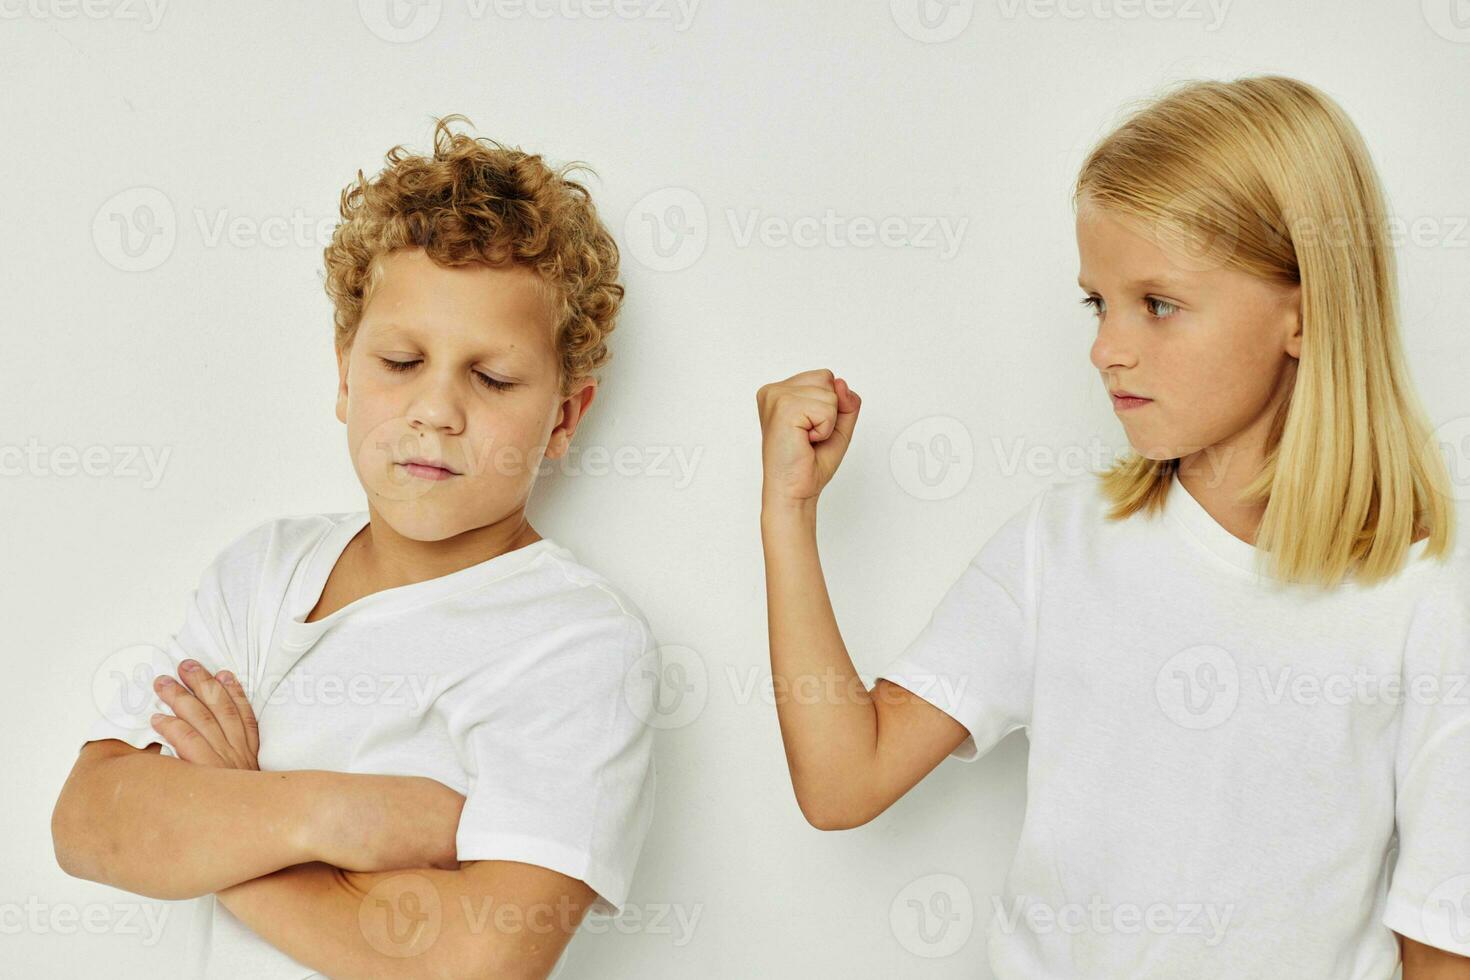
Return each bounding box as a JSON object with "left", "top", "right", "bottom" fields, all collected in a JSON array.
[{"left": 1077, "top": 275, "right": 1186, "bottom": 291}]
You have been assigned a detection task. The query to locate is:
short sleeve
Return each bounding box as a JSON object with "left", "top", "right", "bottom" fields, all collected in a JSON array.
[
  {"left": 453, "top": 612, "right": 658, "bottom": 918},
  {"left": 1381, "top": 570, "right": 1470, "bottom": 956},
  {"left": 82, "top": 523, "right": 262, "bottom": 756},
  {"left": 874, "top": 488, "right": 1043, "bottom": 763}
]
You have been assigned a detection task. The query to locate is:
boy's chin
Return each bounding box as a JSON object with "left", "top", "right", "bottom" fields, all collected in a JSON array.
[{"left": 368, "top": 497, "right": 495, "bottom": 543}]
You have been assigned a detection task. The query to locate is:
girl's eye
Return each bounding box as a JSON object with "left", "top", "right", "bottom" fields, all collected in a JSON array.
[
  {"left": 377, "top": 358, "right": 515, "bottom": 392},
  {"left": 1078, "top": 296, "right": 1178, "bottom": 319},
  {"left": 1146, "top": 297, "right": 1179, "bottom": 318}
]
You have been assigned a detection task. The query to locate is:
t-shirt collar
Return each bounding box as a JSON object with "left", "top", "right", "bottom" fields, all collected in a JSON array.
[
  {"left": 1163, "top": 475, "right": 1266, "bottom": 579},
  {"left": 1162, "top": 475, "right": 1430, "bottom": 583},
  {"left": 280, "top": 512, "right": 563, "bottom": 651}
]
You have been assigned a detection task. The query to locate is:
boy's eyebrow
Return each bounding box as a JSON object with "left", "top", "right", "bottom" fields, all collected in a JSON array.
[{"left": 370, "top": 322, "right": 533, "bottom": 362}]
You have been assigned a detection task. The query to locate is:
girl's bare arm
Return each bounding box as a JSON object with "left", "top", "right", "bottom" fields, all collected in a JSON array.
[{"left": 757, "top": 370, "right": 971, "bottom": 830}]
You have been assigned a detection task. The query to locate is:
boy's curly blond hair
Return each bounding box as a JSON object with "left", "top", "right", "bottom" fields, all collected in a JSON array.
[{"left": 323, "top": 114, "right": 623, "bottom": 396}]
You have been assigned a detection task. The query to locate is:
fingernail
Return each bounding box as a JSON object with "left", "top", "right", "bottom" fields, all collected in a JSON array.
[
  {"left": 155, "top": 676, "right": 174, "bottom": 689},
  {"left": 150, "top": 713, "right": 164, "bottom": 725},
  {"left": 217, "top": 671, "right": 234, "bottom": 684},
  {"left": 181, "top": 660, "right": 199, "bottom": 672}
]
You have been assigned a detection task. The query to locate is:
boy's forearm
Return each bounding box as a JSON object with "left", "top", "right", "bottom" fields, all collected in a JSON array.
[
  {"left": 53, "top": 748, "right": 465, "bottom": 901},
  {"left": 216, "top": 862, "right": 564, "bottom": 980},
  {"left": 53, "top": 750, "right": 327, "bottom": 900},
  {"left": 760, "top": 496, "right": 880, "bottom": 826}
]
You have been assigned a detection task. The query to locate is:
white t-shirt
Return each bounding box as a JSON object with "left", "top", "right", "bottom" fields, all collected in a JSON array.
[
  {"left": 83, "top": 511, "right": 660, "bottom": 980},
  {"left": 877, "top": 474, "right": 1470, "bottom": 979}
]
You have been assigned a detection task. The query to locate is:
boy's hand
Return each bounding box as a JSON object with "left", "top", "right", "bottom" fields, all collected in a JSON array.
[
  {"left": 756, "top": 368, "right": 862, "bottom": 506},
  {"left": 150, "top": 661, "right": 261, "bottom": 770}
]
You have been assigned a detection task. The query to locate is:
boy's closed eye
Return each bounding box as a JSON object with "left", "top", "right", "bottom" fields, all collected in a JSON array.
[{"left": 376, "top": 355, "right": 518, "bottom": 391}]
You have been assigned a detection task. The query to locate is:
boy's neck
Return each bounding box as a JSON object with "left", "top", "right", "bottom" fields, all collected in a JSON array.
[{"left": 354, "top": 507, "right": 543, "bottom": 591}]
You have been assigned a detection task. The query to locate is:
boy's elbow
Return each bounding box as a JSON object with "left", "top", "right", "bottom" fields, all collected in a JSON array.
[
  {"left": 51, "top": 788, "right": 100, "bottom": 881},
  {"left": 436, "top": 936, "right": 558, "bottom": 980},
  {"left": 51, "top": 778, "right": 198, "bottom": 901},
  {"left": 797, "top": 796, "right": 872, "bottom": 832}
]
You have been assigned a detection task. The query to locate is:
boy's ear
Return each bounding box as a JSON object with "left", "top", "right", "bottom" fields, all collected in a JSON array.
[
  {"left": 334, "top": 343, "right": 350, "bottom": 425},
  {"left": 545, "top": 379, "right": 597, "bottom": 460}
]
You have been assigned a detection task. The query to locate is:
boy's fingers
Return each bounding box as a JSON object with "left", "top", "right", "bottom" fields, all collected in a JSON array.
[
  {"left": 154, "top": 670, "right": 235, "bottom": 762},
  {"left": 217, "top": 671, "right": 260, "bottom": 762},
  {"left": 177, "top": 661, "right": 250, "bottom": 755},
  {"left": 150, "top": 712, "right": 223, "bottom": 767}
]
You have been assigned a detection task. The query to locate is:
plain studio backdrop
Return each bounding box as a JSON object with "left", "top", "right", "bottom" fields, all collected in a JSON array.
[{"left": 4, "top": 2, "right": 1468, "bottom": 977}]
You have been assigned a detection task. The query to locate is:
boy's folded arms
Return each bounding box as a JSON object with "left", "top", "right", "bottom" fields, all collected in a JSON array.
[{"left": 51, "top": 737, "right": 464, "bottom": 900}]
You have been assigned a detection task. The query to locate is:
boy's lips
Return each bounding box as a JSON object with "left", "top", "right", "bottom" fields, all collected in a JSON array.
[{"left": 397, "top": 457, "right": 460, "bottom": 480}]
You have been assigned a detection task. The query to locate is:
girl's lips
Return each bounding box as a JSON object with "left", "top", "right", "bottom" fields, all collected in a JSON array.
[
  {"left": 1111, "top": 394, "right": 1153, "bottom": 411},
  {"left": 398, "top": 462, "right": 458, "bottom": 481}
]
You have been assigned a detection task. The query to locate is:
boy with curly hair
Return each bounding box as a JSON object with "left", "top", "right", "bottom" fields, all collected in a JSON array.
[{"left": 52, "top": 115, "right": 658, "bottom": 979}]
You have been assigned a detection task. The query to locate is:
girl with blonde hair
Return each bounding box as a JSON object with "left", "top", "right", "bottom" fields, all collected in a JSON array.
[{"left": 757, "top": 75, "right": 1468, "bottom": 977}]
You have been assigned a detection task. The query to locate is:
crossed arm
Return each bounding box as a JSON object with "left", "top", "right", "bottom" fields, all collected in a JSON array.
[{"left": 52, "top": 662, "right": 593, "bottom": 979}]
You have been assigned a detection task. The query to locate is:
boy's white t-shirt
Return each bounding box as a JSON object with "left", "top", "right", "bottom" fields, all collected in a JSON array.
[
  {"left": 83, "top": 512, "right": 660, "bottom": 980},
  {"left": 877, "top": 474, "right": 1470, "bottom": 979}
]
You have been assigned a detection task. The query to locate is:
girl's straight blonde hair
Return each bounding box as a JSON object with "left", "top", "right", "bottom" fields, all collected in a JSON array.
[{"left": 1075, "top": 75, "right": 1455, "bottom": 589}]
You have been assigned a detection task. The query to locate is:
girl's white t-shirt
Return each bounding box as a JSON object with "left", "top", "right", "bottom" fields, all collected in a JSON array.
[
  {"left": 84, "top": 512, "right": 660, "bottom": 980},
  {"left": 877, "top": 475, "right": 1470, "bottom": 979}
]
